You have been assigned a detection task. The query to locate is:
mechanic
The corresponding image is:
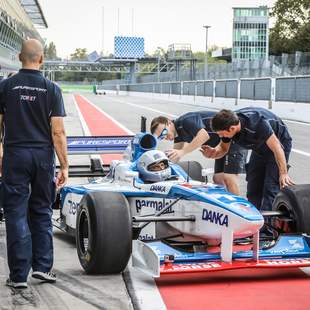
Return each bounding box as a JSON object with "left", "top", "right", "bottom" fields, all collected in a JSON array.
[
  {"left": 137, "top": 150, "right": 172, "bottom": 183},
  {"left": 150, "top": 112, "right": 247, "bottom": 195},
  {"left": 201, "top": 107, "right": 294, "bottom": 212},
  {"left": 0, "top": 39, "right": 68, "bottom": 289}
]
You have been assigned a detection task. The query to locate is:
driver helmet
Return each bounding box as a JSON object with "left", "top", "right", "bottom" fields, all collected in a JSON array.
[{"left": 137, "top": 150, "right": 171, "bottom": 182}]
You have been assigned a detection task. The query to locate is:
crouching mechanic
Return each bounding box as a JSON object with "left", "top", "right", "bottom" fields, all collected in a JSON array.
[
  {"left": 201, "top": 108, "right": 294, "bottom": 212},
  {"left": 137, "top": 150, "right": 172, "bottom": 183},
  {"left": 150, "top": 112, "right": 247, "bottom": 195}
]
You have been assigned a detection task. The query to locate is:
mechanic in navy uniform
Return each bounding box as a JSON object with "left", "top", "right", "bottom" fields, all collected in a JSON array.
[
  {"left": 150, "top": 112, "right": 247, "bottom": 195},
  {"left": 0, "top": 39, "right": 68, "bottom": 289},
  {"left": 201, "top": 108, "right": 294, "bottom": 211}
]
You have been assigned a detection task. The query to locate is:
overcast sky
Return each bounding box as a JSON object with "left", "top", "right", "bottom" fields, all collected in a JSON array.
[{"left": 38, "top": 0, "right": 276, "bottom": 58}]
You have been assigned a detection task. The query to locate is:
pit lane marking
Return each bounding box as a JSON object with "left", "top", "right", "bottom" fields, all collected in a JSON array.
[{"left": 79, "top": 95, "right": 134, "bottom": 135}]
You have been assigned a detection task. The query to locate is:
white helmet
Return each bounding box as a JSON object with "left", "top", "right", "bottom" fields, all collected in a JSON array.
[{"left": 137, "top": 150, "right": 171, "bottom": 182}]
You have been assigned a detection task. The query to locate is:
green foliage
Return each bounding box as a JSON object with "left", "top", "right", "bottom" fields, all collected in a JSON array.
[
  {"left": 44, "top": 42, "right": 59, "bottom": 60},
  {"left": 270, "top": 0, "right": 310, "bottom": 54},
  {"left": 70, "top": 48, "right": 88, "bottom": 61}
]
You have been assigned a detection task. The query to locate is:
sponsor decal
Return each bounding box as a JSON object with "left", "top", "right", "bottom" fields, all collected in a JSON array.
[
  {"left": 202, "top": 208, "right": 229, "bottom": 227},
  {"left": 136, "top": 199, "right": 174, "bottom": 214},
  {"left": 264, "top": 259, "right": 310, "bottom": 265},
  {"left": 68, "top": 139, "right": 130, "bottom": 146},
  {"left": 139, "top": 233, "right": 155, "bottom": 241},
  {"left": 167, "top": 263, "right": 221, "bottom": 270},
  {"left": 67, "top": 199, "right": 79, "bottom": 215},
  {"left": 150, "top": 185, "right": 166, "bottom": 193}
]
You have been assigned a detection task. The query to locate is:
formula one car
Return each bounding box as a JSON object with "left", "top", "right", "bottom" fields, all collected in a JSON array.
[{"left": 53, "top": 132, "right": 310, "bottom": 277}]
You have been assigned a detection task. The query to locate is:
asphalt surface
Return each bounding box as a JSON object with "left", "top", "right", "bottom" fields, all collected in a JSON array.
[{"left": 0, "top": 92, "right": 309, "bottom": 310}]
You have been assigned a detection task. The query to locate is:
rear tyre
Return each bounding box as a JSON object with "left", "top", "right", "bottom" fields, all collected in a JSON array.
[
  {"left": 76, "top": 191, "right": 132, "bottom": 274},
  {"left": 178, "top": 161, "right": 204, "bottom": 182},
  {"left": 272, "top": 184, "right": 310, "bottom": 234}
]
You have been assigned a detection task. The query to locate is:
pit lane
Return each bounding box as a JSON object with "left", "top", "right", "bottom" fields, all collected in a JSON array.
[{"left": 1, "top": 92, "right": 309, "bottom": 310}]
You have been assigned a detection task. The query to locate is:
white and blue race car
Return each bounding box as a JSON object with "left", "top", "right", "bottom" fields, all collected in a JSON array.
[{"left": 53, "top": 132, "right": 310, "bottom": 277}]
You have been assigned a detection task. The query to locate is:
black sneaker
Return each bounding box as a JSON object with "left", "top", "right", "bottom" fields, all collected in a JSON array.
[
  {"left": 6, "top": 278, "right": 28, "bottom": 289},
  {"left": 32, "top": 271, "right": 56, "bottom": 283}
]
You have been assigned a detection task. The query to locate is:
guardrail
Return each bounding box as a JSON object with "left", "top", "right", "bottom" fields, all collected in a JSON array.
[{"left": 97, "top": 75, "right": 310, "bottom": 104}]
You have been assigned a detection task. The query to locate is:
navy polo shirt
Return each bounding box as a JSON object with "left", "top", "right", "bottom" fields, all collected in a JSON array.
[
  {"left": 222, "top": 107, "right": 292, "bottom": 155},
  {"left": 0, "top": 69, "right": 66, "bottom": 147},
  {"left": 174, "top": 111, "right": 219, "bottom": 145}
]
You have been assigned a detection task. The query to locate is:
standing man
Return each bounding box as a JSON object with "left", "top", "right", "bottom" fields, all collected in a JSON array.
[
  {"left": 150, "top": 112, "right": 247, "bottom": 195},
  {"left": 0, "top": 39, "right": 68, "bottom": 289},
  {"left": 201, "top": 108, "right": 294, "bottom": 211}
]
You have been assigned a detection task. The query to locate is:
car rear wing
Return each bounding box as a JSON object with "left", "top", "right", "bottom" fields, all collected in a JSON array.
[
  {"left": 67, "top": 135, "right": 134, "bottom": 155},
  {"left": 58, "top": 135, "right": 134, "bottom": 178}
]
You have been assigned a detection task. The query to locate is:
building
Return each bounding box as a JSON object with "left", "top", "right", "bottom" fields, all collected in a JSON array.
[
  {"left": 0, "top": 0, "right": 47, "bottom": 74},
  {"left": 232, "top": 6, "right": 269, "bottom": 61}
]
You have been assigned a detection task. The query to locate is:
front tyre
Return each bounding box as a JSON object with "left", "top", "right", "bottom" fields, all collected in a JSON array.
[{"left": 76, "top": 191, "right": 132, "bottom": 274}]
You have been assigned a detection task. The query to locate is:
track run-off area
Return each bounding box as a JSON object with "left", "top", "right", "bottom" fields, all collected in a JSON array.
[{"left": 73, "top": 92, "right": 310, "bottom": 310}]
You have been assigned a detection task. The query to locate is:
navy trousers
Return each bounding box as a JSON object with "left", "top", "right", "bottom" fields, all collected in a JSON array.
[
  {"left": 246, "top": 143, "right": 291, "bottom": 212},
  {"left": 2, "top": 147, "right": 55, "bottom": 282}
]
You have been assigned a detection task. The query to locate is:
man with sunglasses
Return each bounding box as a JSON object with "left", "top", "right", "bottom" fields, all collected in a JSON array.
[{"left": 150, "top": 112, "right": 247, "bottom": 195}]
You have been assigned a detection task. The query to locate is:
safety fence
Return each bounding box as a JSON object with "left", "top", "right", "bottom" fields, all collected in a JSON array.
[{"left": 97, "top": 75, "right": 310, "bottom": 103}]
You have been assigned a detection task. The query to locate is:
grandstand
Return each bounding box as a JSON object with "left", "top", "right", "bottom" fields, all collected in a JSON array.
[{"left": 0, "top": 0, "right": 47, "bottom": 75}]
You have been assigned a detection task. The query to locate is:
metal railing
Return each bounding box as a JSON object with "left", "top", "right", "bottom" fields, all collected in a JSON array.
[{"left": 97, "top": 75, "right": 310, "bottom": 104}]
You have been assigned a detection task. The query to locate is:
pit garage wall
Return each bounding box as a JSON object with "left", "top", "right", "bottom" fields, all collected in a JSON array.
[{"left": 111, "top": 76, "right": 310, "bottom": 123}]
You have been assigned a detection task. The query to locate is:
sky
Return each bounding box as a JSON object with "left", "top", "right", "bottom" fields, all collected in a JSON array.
[{"left": 38, "top": 0, "right": 276, "bottom": 59}]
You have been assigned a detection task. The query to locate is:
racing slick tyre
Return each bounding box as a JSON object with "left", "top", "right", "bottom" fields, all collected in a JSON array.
[
  {"left": 272, "top": 184, "right": 310, "bottom": 234},
  {"left": 76, "top": 191, "right": 132, "bottom": 274},
  {"left": 178, "top": 161, "right": 204, "bottom": 182}
]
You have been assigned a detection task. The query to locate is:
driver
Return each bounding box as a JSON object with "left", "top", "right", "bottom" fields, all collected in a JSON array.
[{"left": 137, "top": 150, "right": 171, "bottom": 183}]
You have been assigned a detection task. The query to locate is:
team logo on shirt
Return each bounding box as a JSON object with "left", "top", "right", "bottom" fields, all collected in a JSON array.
[{"left": 20, "top": 95, "right": 36, "bottom": 102}]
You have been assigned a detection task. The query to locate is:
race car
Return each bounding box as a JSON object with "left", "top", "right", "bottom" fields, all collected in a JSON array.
[{"left": 53, "top": 132, "right": 310, "bottom": 277}]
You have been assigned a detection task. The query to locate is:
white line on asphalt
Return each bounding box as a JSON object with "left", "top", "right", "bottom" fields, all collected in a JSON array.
[
  {"left": 110, "top": 97, "right": 177, "bottom": 118},
  {"left": 72, "top": 95, "right": 91, "bottom": 136},
  {"left": 72, "top": 95, "right": 102, "bottom": 162},
  {"left": 80, "top": 95, "right": 135, "bottom": 135},
  {"left": 285, "top": 119, "right": 310, "bottom": 126},
  {"left": 292, "top": 148, "right": 310, "bottom": 157}
]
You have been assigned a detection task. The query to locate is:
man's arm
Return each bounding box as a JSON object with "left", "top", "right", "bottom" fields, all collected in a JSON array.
[
  {"left": 167, "top": 129, "right": 210, "bottom": 162},
  {"left": 51, "top": 117, "right": 68, "bottom": 189},
  {"left": 266, "top": 133, "right": 294, "bottom": 188},
  {"left": 200, "top": 141, "right": 231, "bottom": 159}
]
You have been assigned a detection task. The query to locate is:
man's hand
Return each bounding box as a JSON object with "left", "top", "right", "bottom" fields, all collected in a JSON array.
[
  {"left": 165, "top": 149, "right": 184, "bottom": 163},
  {"left": 279, "top": 173, "right": 295, "bottom": 188},
  {"left": 55, "top": 167, "right": 68, "bottom": 189},
  {"left": 200, "top": 145, "right": 217, "bottom": 158}
]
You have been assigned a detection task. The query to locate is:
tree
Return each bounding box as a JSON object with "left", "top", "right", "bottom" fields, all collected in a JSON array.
[
  {"left": 270, "top": 0, "right": 310, "bottom": 54},
  {"left": 44, "top": 42, "right": 59, "bottom": 60},
  {"left": 70, "top": 48, "right": 88, "bottom": 61}
]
